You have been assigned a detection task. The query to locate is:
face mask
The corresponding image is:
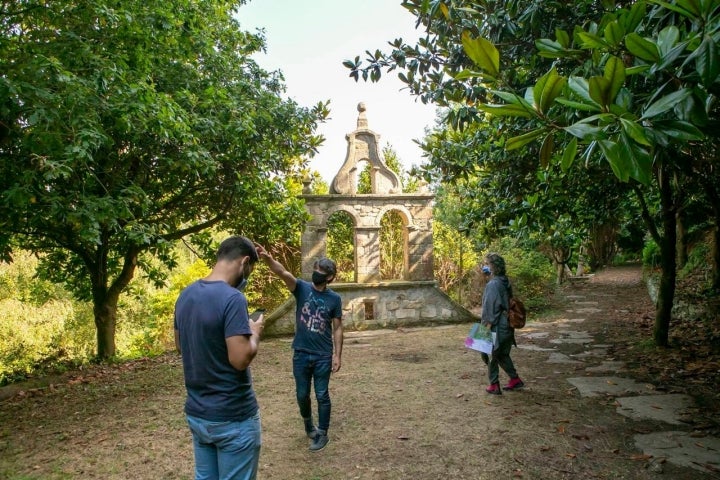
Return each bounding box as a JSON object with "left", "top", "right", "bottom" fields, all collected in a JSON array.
[
  {"left": 312, "top": 271, "right": 330, "bottom": 285},
  {"left": 482, "top": 265, "right": 491, "bottom": 275},
  {"left": 235, "top": 260, "right": 250, "bottom": 291}
]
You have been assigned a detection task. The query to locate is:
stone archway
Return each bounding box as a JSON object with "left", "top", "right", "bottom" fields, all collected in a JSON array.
[{"left": 265, "top": 103, "right": 477, "bottom": 335}]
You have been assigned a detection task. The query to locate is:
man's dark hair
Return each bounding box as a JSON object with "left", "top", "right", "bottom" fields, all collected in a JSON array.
[
  {"left": 217, "top": 236, "right": 258, "bottom": 264},
  {"left": 314, "top": 257, "right": 337, "bottom": 276}
]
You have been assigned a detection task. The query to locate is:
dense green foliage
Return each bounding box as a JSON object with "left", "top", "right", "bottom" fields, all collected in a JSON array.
[{"left": 1, "top": 0, "right": 328, "bottom": 358}]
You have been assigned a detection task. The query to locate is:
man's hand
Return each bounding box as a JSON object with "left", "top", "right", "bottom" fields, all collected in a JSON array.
[
  {"left": 332, "top": 353, "right": 342, "bottom": 373},
  {"left": 255, "top": 243, "right": 271, "bottom": 262},
  {"left": 250, "top": 313, "right": 264, "bottom": 337}
]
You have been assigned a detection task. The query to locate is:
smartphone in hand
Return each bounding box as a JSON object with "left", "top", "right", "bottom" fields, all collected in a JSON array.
[{"left": 249, "top": 309, "right": 266, "bottom": 321}]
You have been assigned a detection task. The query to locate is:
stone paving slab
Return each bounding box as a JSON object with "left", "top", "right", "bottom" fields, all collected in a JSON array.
[
  {"left": 567, "top": 376, "right": 659, "bottom": 397},
  {"left": 634, "top": 431, "right": 720, "bottom": 474},
  {"left": 616, "top": 394, "right": 694, "bottom": 425},
  {"left": 585, "top": 361, "right": 626, "bottom": 373},
  {"left": 548, "top": 352, "right": 584, "bottom": 364}
]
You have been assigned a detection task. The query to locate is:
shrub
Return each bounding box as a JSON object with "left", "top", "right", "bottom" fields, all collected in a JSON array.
[{"left": 642, "top": 239, "right": 661, "bottom": 269}]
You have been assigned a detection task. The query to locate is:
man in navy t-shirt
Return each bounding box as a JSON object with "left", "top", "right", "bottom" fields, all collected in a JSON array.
[
  {"left": 256, "top": 244, "right": 343, "bottom": 452},
  {"left": 174, "top": 236, "right": 264, "bottom": 479}
]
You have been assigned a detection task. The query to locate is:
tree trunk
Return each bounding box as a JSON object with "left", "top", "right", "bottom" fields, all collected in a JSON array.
[
  {"left": 90, "top": 245, "right": 139, "bottom": 360},
  {"left": 713, "top": 218, "right": 720, "bottom": 292},
  {"left": 94, "top": 297, "right": 118, "bottom": 359},
  {"left": 654, "top": 167, "right": 676, "bottom": 348},
  {"left": 676, "top": 209, "right": 688, "bottom": 269}
]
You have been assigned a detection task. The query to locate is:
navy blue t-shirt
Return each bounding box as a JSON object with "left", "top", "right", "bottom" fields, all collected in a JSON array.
[
  {"left": 291, "top": 279, "right": 343, "bottom": 356},
  {"left": 174, "top": 280, "right": 258, "bottom": 421}
]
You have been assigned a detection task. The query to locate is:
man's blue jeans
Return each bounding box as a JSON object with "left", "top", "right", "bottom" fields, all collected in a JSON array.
[
  {"left": 186, "top": 412, "right": 261, "bottom": 480},
  {"left": 293, "top": 350, "right": 332, "bottom": 432}
]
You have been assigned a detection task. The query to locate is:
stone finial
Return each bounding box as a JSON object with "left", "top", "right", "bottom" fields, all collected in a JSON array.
[{"left": 357, "top": 102, "right": 368, "bottom": 129}]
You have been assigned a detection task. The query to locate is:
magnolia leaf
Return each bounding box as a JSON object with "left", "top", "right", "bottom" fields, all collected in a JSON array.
[
  {"left": 564, "top": 122, "right": 604, "bottom": 140},
  {"left": 453, "top": 69, "right": 485, "bottom": 80},
  {"left": 589, "top": 76, "right": 611, "bottom": 107},
  {"left": 555, "top": 97, "right": 602, "bottom": 112},
  {"left": 577, "top": 31, "right": 609, "bottom": 49},
  {"left": 641, "top": 88, "right": 692, "bottom": 119},
  {"left": 604, "top": 56, "right": 626, "bottom": 102},
  {"left": 598, "top": 139, "right": 631, "bottom": 182},
  {"left": 625, "top": 33, "right": 660, "bottom": 63},
  {"left": 619, "top": 118, "right": 652, "bottom": 146},
  {"left": 489, "top": 89, "right": 534, "bottom": 108},
  {"left": 533, "top": 68, "right": 567, "bottom": 114},
  {"left": 651, "top": 120, "right": 705, "bottom": 140},
  {"left": 604, "top": 21, "right": 624, "bottom": 47},
  {"left": 676, "top": 0, "right": 701, "bottom": 16},
  {"left": 626, "top": 65, "right": 651, "bottom": 75},
  {"left": 619, "top": 131, "right": 653, "bottom": 185},
  {"left": 561, "top": 137, "right": 578, "bottom": 171},
  {"left": 506, "top": 128, "right": 547, "bottom": 150},
  {"left": 461, "top": 31, "right": 499, "bottom": 77},
  {"left": 620, "top": 1, "right": 647, "bottom": 32},
  {"left": 694, "top": 35, "right": 720, "bottom": 88},
  {"left": 657, "top": 26, "right": 680, "bottom": 56},
  {"left": 556, "top": 29, "right": 570, "bottom": 48},
  {"left": 649, "top": 0, "right": 696, "bottom": 18},
  {"left": 568, "top": 76, "right": 597, "bottom": 105},
  {"left": 539, "top": 132, "right": 555, "bottom": 168},
  {"left": 536, "top": 38, "right": 565, "bottom": 55},
  {"left": 478, "top": 103, "right": 534, "bottom": 118}
]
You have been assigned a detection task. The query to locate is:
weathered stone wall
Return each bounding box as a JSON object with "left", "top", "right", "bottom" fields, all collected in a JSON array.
[
  {"left": 263, "top": 281, "right": 478, "bottom": 337},
  {"left": 300, "top": 194, "right": 434, "bottom": 282}
]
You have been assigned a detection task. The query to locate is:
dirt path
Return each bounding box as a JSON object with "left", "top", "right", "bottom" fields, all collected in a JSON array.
[{"left": 0, "top": 265, "right": 718, "bottom": 479}]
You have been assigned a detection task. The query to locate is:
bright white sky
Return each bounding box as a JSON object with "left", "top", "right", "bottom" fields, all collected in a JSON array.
[{"left": 237, "top": 0, "right": 438, "bottom": 184}]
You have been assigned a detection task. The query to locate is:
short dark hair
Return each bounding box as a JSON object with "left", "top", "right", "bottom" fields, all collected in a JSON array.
[
  {"left": 314, "top": 257, "right": 337, "bottom": 276},
  {"left": 216, "top": 236, "right": 258, "bottom": 264},
  {"left": 484, "top": 252, "right": 506, "bottom": 276}
]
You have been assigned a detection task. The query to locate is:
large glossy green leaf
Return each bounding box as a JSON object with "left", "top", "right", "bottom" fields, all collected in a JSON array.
[
  {"left": 619, "top": 131, "right": 653, "bottom": 185},
  {"left": 539, "top": 132, "right": 555, "bottom": 167},
  {"left": 604, "top": 56, "right": 626, "bottom": 102},
  {"left": 604, "top": 21, "right": 624, "bottom": 47},
  {"left": 694, "top": 35, "right": 720, "bottom": 88},
  {"left": 625, "top": 33, "right": 661, "bottom": 62},
  {"left": 598, "top": 139, "right": 631, "bottom": 182},
  {"left": 620, "top": 1, "right": 647, "bottom": 32},
  {"left": 577, "top": 31, "right": 609, "bottom": 49},
  {"left": 533, "top": 68, "right": 567, "bottom": 114},
  {"left": 648, "top": 0, "right": 696, "bottom": 18},
  {"left": 619, "top": 118, "right": 652, "bottom": 146},
  {"left": 506, "top": 128, "right": 547, "bottom": 150},
  {"left": 461, "top": 31, "right": 499, "bottom": 77},
  {"left": 589, "top": 76, "right": 611, "bottom": 107},
  {"left": 657, "top": 26, "right": 680, "bottom": 56},
  {"left": 567, "top": 77, "right": 600, "bottom": 106},
  {"left": 651, "top": 120, "right": 705, "bottom": 140},
  {"left": 564, "top": 122, "right": 604, "bottom": 140},
  {"left": 641, "top": 88, "right": 692, "bottom": 119},
  {"left": 478, "top": 103, "right": 535, "bottom": 118},
  {"left": 561, "top": 137, "right": 578, "bottom": 172},
  {"left": 489, "top": 89, "right": 534, "bottom": 108},
  {"left": 555, "top": 97, "right": 602, "bottom": 112}
]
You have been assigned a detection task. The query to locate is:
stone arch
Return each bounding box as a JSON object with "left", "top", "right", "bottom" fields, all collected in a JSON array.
[
  {"left": 379, "top": 208, "right": 409, "bottom": 280},
  {"left": 326, "top": 209, "right": 358, "bottom": 283}
]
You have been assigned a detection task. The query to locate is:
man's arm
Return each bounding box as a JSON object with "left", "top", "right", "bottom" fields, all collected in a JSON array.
[
  {"left": 332, "top": 317, "right": 343, "bottom": 373},
  {"left": 226, "top": 314, "right": 264, "bottom": 371},
  {"left": 256, "top": 244, "right": 296, "bottom": 291},
  {"left": 174, "top": 329, "right": 181, "bottom": 353}
]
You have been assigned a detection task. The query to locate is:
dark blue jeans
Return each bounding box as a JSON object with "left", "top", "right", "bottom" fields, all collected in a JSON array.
[{"left": 293, "top": 350, "right": 332, "bottom": 432}]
